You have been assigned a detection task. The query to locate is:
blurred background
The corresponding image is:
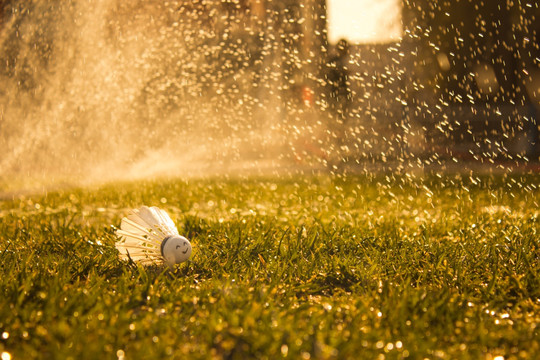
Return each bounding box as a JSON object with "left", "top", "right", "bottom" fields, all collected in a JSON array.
[{"left": 0, "top": 0, "right": 538, "bottom": 186}]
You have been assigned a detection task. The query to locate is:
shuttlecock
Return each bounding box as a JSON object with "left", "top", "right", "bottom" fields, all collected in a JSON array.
[{"left": 116, "top": 206, "right": 192, "bottom": 267}]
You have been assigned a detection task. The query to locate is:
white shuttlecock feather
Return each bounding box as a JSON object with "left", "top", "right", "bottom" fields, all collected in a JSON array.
[{"left": 116, "top": 206, "right": 192, "bottom": 267}]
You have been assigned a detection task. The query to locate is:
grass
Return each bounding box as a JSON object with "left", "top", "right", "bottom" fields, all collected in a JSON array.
[{"left": 0, "top": 173, "right": 539, "bottom": 359}]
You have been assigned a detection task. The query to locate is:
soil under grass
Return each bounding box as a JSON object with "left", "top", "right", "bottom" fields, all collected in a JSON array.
[{"left": 0, "top": 174, "right": 539, "bottom": 359}]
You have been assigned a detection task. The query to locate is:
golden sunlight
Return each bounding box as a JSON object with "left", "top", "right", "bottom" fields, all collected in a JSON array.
[{"left": 327, "top": 0, "right": 402, "bottom": 44}]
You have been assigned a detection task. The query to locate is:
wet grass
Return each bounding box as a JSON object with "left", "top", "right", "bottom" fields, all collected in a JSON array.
[{"left": 0, "top": 173, "right": 539, "bottom": 359}]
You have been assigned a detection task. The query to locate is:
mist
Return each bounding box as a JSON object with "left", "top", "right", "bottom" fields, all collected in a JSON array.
[{"left": 0, "top": 0, "right": 538, "bottom": 191}]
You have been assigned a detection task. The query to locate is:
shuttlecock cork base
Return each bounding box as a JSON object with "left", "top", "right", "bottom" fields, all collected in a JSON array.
[{"left": 116, "top": 206, "right": 192, "bottom": 267}]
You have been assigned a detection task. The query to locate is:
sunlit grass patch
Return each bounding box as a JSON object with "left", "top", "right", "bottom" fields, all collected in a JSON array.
[{"left": 0, "top": 174, "right": 539, "bottom": 359}]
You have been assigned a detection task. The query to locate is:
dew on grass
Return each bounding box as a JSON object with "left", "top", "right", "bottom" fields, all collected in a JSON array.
[{"left": 0, "top": 2, "right": 538, "bottom": 359}]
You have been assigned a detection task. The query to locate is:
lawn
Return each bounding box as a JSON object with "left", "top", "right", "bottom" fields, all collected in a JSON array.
[{"left": 0, "top": 174, "right": 539, "bottom": 359}]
